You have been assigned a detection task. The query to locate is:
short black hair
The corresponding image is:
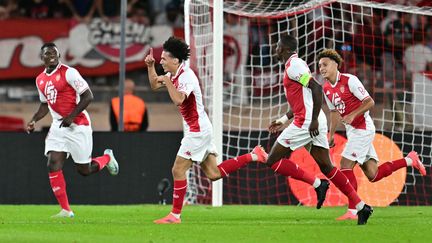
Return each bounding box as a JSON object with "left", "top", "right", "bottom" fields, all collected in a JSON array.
[
  {"left": 163, "top": 37, "right": 190, "bottom": 62},
  {"left": 279, "top": 35, "right": 297, "bottom": 52},
  {"left": 41, "top": 42, "right": 57, "bottom": 51}
]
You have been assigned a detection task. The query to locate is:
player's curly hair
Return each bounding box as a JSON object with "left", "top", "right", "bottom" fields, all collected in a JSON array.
[
  {"left": 317, "top": 49, "right": 344, "bottom": 68},
  {"left": 163, "top": 37, "right": 190, "bottom": 62}
]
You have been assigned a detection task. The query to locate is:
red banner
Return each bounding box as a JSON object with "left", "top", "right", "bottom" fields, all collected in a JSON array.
[{"left": 0, "top": 19, "right": 184, "bottom": 80}]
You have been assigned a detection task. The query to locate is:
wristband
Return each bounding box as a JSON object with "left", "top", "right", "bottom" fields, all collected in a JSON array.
[{"left": 276, "top": 115, "right": 289, "bottom": 124}]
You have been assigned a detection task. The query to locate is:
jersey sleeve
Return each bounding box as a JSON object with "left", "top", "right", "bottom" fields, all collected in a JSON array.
[
  {"left": 65, "top": 67, "right": 90, "bottom": 94},
  {"left": 37, "top": 85, "right": 47, "bottom": 103},
  {"left": 286, "top": 58, "right": 312, "bottom": 87},
  {"left": 348, "top": 75, "right": 370, "bottom": 101},
  {"left": 324, "top": 93, "right": 335, "bottom": 110},
  {"left": 177, "top": 72, "right": 194, "bottom": 97}
]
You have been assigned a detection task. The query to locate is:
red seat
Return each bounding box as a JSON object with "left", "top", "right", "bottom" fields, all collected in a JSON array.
[{"left": 0, "top": 116, "right": 25, "bottom": 131}]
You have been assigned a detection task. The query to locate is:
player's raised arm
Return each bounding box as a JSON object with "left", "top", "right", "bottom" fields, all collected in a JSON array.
[{"left": 145, "top": 48, "right": 165, "bottom": 90}]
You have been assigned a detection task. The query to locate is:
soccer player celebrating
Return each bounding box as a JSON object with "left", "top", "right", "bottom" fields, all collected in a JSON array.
[
  {"left": 318, "top": 49, "right": 426, "bottom": 220},
  {"left": 266, "top": 35, "right": 373, "bottom": 225},
  {"left": 145, "top": 37, "right": 268, "bottom": 224},
  {"left": 26, "top": 43, "right": 119, "bottom": 218}
]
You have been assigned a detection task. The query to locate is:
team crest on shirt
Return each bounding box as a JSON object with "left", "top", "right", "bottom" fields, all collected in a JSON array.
[
  {"left": 340, "top": 85, "right": 345, "bottom": 93},
  {"left": 55, "top": 74, "right": 60, "bottom": 81}
]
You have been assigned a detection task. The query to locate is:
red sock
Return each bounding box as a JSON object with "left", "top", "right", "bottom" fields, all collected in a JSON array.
[
  {"left": 326, "top": 167, "right": 361, "bottom": 206},
  {"left": 217, "top": 153, "right": 252, "bottom": 177},
  {"left": 92, "top": 154, "right": 110, "bottom": 170},
  {"left": 271, "top": 159, "right": 316, "bottom": 185},
  {"left": 172, "top": 180, "right": 187, "bottom": 214},
  {"left": 341, "top": 169, "right": 357, "bottom": 210},
  {"left": 49, "top": 170, "right": 71, "bottom": 211},
  {"left": 372, "top": 158, "right": 407, "bottom": 182}
]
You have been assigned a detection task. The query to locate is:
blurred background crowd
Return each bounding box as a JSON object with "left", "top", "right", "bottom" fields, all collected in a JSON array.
[{"left": 0, "top": 0, "right": 431, "bottom": 132}]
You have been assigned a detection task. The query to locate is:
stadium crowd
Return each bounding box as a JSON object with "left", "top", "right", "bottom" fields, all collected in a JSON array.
[{"left": 0, "top": 0, "right": 184, "bottom": 26}]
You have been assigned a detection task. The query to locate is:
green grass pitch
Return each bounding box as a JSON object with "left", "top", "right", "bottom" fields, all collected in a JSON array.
[{"left": 0, "top": 205, "right": 431, "bottom": 242}]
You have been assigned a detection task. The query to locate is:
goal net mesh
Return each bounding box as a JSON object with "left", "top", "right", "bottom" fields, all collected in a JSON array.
[{"left": 184, "top": 0, "right": 432, "bottom": 206}]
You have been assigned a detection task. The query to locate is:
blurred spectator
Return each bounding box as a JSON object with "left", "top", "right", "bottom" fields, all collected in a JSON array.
[
  {"left": 353, "top": 8, "right": 384, "bottom": 71},
  {"left": 62, "top": 0, "right": 97, "bottom": 22},
  {"left": 148, "top": 0, "right": 174, "bottom": 15},
  {"left": 382, "top": 12, "right": 413, "bottom": 88},
  {"left": 0, "top": 0, "right": 17, "bottom": 20},
  {"left": 110, "top": 79, "right": 149, "bottom": 132},
  {"left": 334, "top": 33, "right": 356, "bottom": 73},
  {"left": 426, "top": 26, "right": 432, "bottom": 50},
  {"left": 417, "top": 15, "right": 432, "bottom": 49},
  {"left": 94, "top": 0, "right": 120, "bottom": 21},
  {"left": 381, "top": 12, "right": 414, "bottom": 129},
  {"left": 154, "top": 1, "right": 183, "bottom": 28},
  {"left": 249, "top": 17, "right": 272, "bottom": 67},
  {"left": 129, "top": 1, "right": 150, "bottom": 25},
  {"left": 404, "top": 32, "right": 432, "bottom": 76},
  {"left": 19, "top": 0, "right": 54, "bottom": 19}
]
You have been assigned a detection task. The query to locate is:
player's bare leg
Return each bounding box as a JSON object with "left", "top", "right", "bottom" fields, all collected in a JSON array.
[
  {"left": 310, "top": 146, "right": 372, "bottom": 225},
  {"left": 363, "top": 151, "right": 426, "bottom": 183},
  {"left": 47, "top": 151, "right": 74, "bottom": 218},
  {"left": 266, "top": 142, "right": 329, "bottom": 209},
  {"left": 154, "top": 156, "right": 192, "bottom": 224},
  {"left": 201, "top": 146, "right": 268, "bottom": 181},
  {"left": 75, "top": 149, "right": 118, "bottom": 176},
  {"left": 75, "top": 163, "right": 99, "bottom": 176}
]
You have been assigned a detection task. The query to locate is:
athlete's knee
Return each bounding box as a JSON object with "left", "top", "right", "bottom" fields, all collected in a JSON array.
[
  {"left": 361, "top": 161, "right": 378, "bottom": 181},
  {"left": 206, "top": 171, "right": 221, "bottom": 181},
  {"left": 319, "top": 163, "right": 333, "bottom": 175},
  {"left": 47, "top": 160, "right": 62, "bottom": 172},
  {"left": 364, "top": 170, "right": 377, "bottom": 181},
  {"left": 314, "top": 157, "right": 333, "bottom": 174},
  {"left": 171, "top": 166, "right": 186, "bottom": 179},
  {"left": 266, "top": 153, "right": 282, "bottom": 167}
]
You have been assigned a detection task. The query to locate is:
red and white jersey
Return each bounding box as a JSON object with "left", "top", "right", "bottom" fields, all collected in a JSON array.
[
  {"left": 168, "top": 63, "right": 212, "bottom": 135},
  {"left": 36, "top": 63, "right": 91, "bottom": 126},
  {"left": 283, "top": 53, "right": 320, "bottom": 129},
  {"left": 323, "top": 72, "right": 374, "bottom": 130}
]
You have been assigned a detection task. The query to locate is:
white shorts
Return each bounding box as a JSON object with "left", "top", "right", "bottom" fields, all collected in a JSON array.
[
  {"left": 277, "top": 114, "right": 329, "bottom": 151},
  {"left": 342, "top": 126, "right": 379, "bottom": 164},
  {"left": 177, "top": 131, "right": 218, "bottom": 163},
  {"left": 45, "top": 123, "right": 93, "bottom": 164}
]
